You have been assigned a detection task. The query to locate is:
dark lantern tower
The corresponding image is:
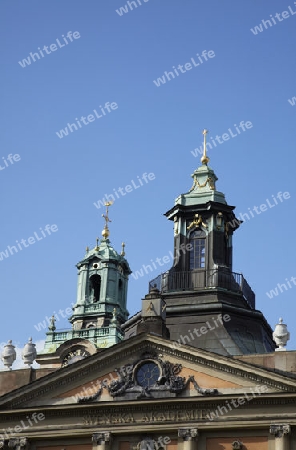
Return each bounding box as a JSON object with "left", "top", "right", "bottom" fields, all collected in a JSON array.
[{"left": 147, "top": 129, "right": 275, "bottom": 356}]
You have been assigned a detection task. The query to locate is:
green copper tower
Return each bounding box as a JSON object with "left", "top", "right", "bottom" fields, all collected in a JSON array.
[{"left": 37, "top": 203, "right": 131, "bottom": 368}]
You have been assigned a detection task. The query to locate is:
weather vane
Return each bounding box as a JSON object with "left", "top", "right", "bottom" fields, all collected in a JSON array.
[{"left": 102, "top": 201, "right": 113, "bottom": 239}]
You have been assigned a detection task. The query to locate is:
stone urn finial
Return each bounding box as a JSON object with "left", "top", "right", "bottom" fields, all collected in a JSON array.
[
  {"left": 273, "top": 318, "right": 290, "bottom": 351},
  {"left": 1, "top": 340, "right": 16, "bottom": 370},
  {"left": 22, "top": 337, "right": 37, "bottom": 367},
  {"left": 110, "top": 308, "right": 118, "bottom": 327}
]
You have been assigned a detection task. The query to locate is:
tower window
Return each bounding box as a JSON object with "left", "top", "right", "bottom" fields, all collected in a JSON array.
[
  {"left": 89, "top": 274, "right": 101, "bottom": 302},
  {"left": 189, "top": 229, "right": 206, "bottom": 269},
  {"left": 118, "top": 279, "right": 123, "bottom": 302}
]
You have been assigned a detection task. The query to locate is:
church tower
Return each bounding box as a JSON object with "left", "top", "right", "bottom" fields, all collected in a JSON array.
[
  {"left": 163, "top": 129, "right": 238, "bottom": 279},
  {"left": 125, "top": 130, "right": 275, "bottom": 355},
  {"left": 36, "top": 203, "right": 131, "bottom": 368},
  {"left": 157, "top": 130, "right": 276, "bottom": 355}
]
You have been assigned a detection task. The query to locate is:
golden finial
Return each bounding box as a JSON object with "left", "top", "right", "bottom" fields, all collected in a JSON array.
[
  {"left": 201, "top": 129, "right": 210, "bottom": 165},
  {"left": 95, "top": 237, "right": 100, "bottom": 251},
  {"left": 102, "top": 201, "right": 113, "bottom": 239},
  {"left": 121, "top": 242, "right": 125, "bottom": 256},
  {"left": 86, "top": 246, "right": 89, "bottom": 253}
]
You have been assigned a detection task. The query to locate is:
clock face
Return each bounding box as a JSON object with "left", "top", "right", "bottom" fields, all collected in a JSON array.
[
  {"left": 61, "top": 348, "right": 90, "bottom": 367},
  {"left": 135, "top": 362, "right": 160, "bottom": 388}
]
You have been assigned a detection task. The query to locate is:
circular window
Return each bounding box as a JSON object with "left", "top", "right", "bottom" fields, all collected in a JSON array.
[{"left": 135, "top": 362, "right": 160, "bottom": 388}]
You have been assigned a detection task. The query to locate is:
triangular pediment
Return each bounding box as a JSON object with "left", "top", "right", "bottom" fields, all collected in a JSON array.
[{"left": 1, "top": 334, "right": 296, "bottom": 410}]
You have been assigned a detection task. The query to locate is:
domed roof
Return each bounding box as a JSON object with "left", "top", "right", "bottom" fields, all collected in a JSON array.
[{"left": 77, "top": 238, "right": 131, "bottom": 273}]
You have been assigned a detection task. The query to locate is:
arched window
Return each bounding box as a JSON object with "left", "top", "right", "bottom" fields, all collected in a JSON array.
[
  {"left": 118, "top": 279, "right": 123, "bottom": 298},
  {"left": 189, "top": 229, "right": 206, "bottom": 269},
  {"left": 89, "top": 274, "right": 101, "bottom": 302}
]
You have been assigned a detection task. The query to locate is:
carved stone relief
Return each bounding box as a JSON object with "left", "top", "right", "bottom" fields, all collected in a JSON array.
[{"left": 78, "top": 351, "right": 218, "bottom": 403}]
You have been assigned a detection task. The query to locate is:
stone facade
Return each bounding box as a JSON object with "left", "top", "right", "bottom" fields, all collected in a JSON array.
[{"left": 0, "top": 153, "right": 295, "bottom": 450}]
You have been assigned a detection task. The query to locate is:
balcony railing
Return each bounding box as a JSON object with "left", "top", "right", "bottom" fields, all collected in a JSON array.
[
  {"left": 43, "top": 324, "right": 124, "bottom": 353},
  {"left": 149, "top": 269, "right": 255, "bottom": 310},
  {"left": 48, "top": 326, "right": 122, "bottom": 343}
]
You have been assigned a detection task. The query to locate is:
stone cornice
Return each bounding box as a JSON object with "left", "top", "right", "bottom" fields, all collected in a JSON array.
[
  {"left": 2, "top": 394, "right": 296, "bottom": 421},
  {"left": 163, "top": 343, "right": 296, "bottom": 391},
  {"left": 1, "top": 399, "right": 296, "bottom": 439},
  {"left": 1, "top": 336, "right": 296, "bottom": 409}
]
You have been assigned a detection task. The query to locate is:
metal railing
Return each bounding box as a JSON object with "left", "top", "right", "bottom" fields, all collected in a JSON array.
[
  {"left": 149, "top": 269, "right": 255, "bottom": 310},
  {"left": 50, "top": 326, "right": 119, "bottom": 342}
]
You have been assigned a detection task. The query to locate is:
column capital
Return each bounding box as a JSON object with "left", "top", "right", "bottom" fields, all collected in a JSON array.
[
  {"left": 178, "top": 429, "right": 198, "bottom": 441},
  {"left": 270, "top": 424, "right": 291, "bottom": 438},
  {"left": 19, "top": 439, "right": 28, "bottom": 449},
  {"left": 92, "top": 433, "right": 112, "bottom": 445},
  {"left": 8, "top": 439, "right": 28, "bottom": 450}
]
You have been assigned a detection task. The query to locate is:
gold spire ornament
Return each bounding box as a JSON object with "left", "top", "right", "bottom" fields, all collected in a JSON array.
[
  {"left": 95, "top": 237, "right": 100, "bottom": 250},
  {"left": 121, "top": 242, "right": 125, "bottom": 256},
  {"left": 201, "top": 129, "right": 210, "bottom": 165},
  {"left": 102, "top": 201, "right": 113, "bottom": 239}
]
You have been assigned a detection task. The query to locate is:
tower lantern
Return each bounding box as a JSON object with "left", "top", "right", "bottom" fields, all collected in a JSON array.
[
  {"left": 36, "top": 203, "right": 131, "bottom": 368},
  {"left": 145, "top": 129, "right": 275, "bottom": 356}
]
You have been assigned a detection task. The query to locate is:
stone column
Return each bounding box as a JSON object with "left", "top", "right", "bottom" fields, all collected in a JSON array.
[
  {"left": 270, "top": 424, "right": 290, "bottom": 450},
  {"left": 92, "top": 432, "right": 112, "bottom": 450},
  {"left": 178, "top": 429, "right": 198, "bottom": 450}
]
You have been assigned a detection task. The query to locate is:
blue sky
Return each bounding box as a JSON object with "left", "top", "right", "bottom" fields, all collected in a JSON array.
[{"left": 0, "top": 0, "right": 295, "bottom": 358}]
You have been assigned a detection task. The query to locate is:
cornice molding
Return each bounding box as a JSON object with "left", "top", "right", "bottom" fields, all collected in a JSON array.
[
  {"left": 3, "top": 396, "right": 296, "bottom": 426},
  {"left": 2, "top": 338, "right": 296, "bottom": 409}
]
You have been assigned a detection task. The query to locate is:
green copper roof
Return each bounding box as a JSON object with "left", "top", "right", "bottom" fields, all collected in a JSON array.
[
  {"left": 77, "top": 238, "right": 131, "bottom": 273},
  {"left": 175, "top": 163, "right": 227, "bottom": 207}
]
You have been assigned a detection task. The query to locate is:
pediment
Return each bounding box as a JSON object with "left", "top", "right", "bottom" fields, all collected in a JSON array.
[{"left": 1, "top": 334, "right": 296, "bottom": 409}]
